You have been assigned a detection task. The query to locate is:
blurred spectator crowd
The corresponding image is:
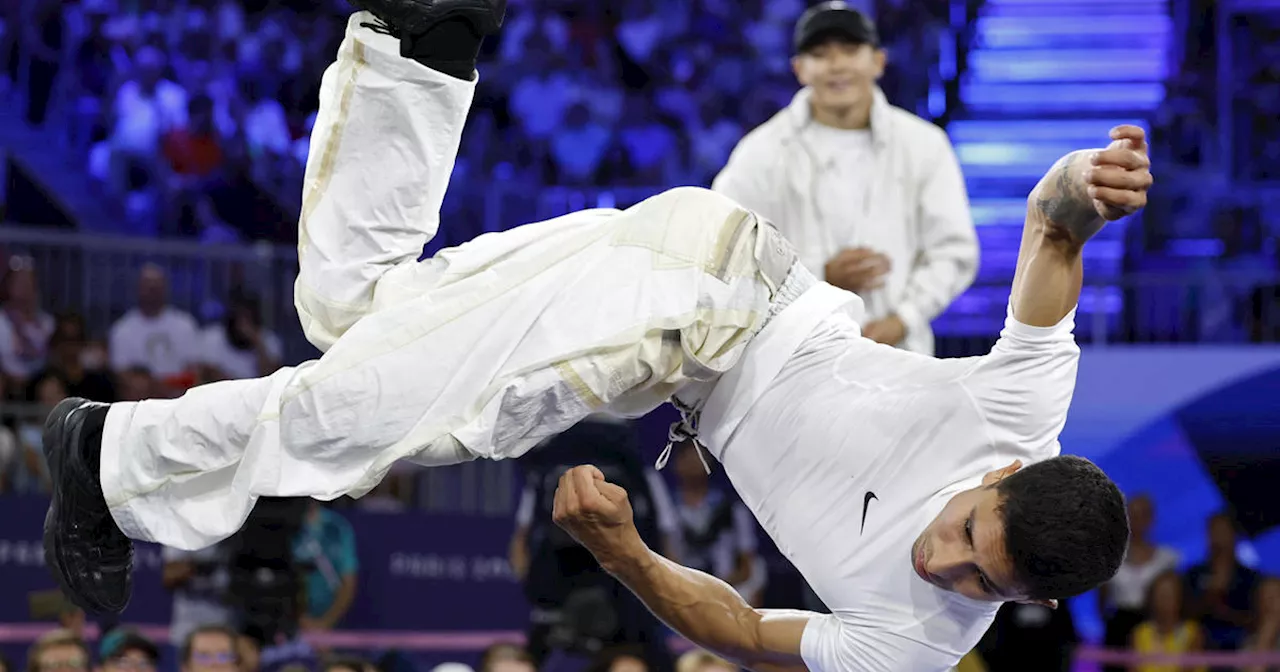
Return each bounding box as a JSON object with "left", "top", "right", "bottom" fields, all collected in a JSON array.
[
  {"left": 1153, "top": 0, "right": 1280, "bottom": 183},
  {"left": 0, "top": 257, "right": 279, "bottom": 493},
  {"left": 0, "top": 0, "right": 945, "bottom": 243},
  {"left": 975, "top": 498, "right": 1280, "bottom": 672},
  {"left": 11, "top": 624, "right": 748, "bottom": 672}
]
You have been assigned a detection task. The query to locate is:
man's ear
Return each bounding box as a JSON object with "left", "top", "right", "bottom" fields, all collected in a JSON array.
[
  {"left": 981, "top": 460, "right": 1023, "bottom": 487},
  {"left": 791, "top": 55, "right": 807, "bottom": 86}
]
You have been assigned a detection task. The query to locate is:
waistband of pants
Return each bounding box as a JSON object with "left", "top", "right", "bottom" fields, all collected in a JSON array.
[{"left": 762, "top": 261, "right": 818, "bottom": 329}]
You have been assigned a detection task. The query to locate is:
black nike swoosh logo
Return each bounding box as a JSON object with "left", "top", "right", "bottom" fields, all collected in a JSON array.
[{"left": 861, "top": 491, "right": 878, "bottom": 534}]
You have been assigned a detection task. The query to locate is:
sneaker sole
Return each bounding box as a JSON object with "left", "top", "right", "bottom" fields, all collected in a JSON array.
[{"left": 42, "top": 397, "right": 128, "bottom": 615}]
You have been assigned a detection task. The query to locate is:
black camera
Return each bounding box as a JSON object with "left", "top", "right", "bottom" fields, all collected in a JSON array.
[{"left": 224, "top": 497, "right": 311, "bottom": 644}]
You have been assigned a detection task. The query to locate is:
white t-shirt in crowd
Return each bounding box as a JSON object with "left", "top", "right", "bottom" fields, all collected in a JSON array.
[
  {"left": 1106, "top": 546, "right": 1180, "bottom": 611},
  {"left": 197, "top": 325, "right": 282, "bottom": 380},
  {"left": 694, "top": 284, "right": 1081, "bottom": 671},
  {"left": 112, "top": 79, "right": 189, "bottom": 152},
  {"left": 0, "top": 310, "right": 55, "bottom": 379},
  {"left": 109, "top": 307, "right": 201, "bottom": 377}
]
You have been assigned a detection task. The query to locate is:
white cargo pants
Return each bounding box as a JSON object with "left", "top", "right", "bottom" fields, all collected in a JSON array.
[{"left": 100, "top": 15, "right": 797, "bottom": 550}]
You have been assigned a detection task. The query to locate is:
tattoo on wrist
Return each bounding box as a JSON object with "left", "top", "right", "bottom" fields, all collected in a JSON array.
[{"left": 1034, "top": 151, "right": 1103, "bottom": 244}]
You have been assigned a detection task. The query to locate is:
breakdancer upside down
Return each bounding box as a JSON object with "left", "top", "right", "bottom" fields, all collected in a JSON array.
[{"left": 43, "top": 1, "right": 1150, "bottom": 669}]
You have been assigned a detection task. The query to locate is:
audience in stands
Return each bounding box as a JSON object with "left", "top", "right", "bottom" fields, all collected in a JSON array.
[
  {"left": 26, "top": 629, "right": 90, "bottom": 672},
  {"left": 163, "top": 540, "right": 236, "bottom": 646},
  {"left": 670, "top": 441, "right": 767, "bottom": 607},
  {"left": 236, "top": 628, "right": 264, "bottom": 672},
  {"left": 1187, "top": 512, "right": 1260, "bottom": 652},
  {"left": 674, "top": 650, "right": 735, "bottom": 672},
  {"left": 197, "top": 292, "right": 281, "bottom": 382},
  {"left": 0, "top": 374, "right": 17, "bottom": 493},
  {"left": 108, "top": 264, "right": 200, "bottom": 393},
  {"left": 182, "top": 624, "right": 240, "bottom": 672},
  {"left": 1099, "top": 494, "right": 1181, "bottom": 670},
  {"left": 476, "top": 644, "right": 535, "bottom": 672},
  {"left": 1246, "top": 577, "right": 1280, "bottom": 672},
  {"left": 589, "top": 647, "right": 649, "bottom": 672},
  {"left": 293, "top": 500, "right": 360, "bottom": 632},
  {"left": 7, "top": 0, "right": 936, "bottom": 243},
  {"left": 1131, "top": 570, "right": 1206, "bottom": 672},
  {"left": 98, "top": 629, "right": 161, "bottom": 672},
  {"left": 0, "top": 257, "right": 55, "bottom": 388},
  {"left": 40, "top": 312, "right": 116, "bottom": 403}
]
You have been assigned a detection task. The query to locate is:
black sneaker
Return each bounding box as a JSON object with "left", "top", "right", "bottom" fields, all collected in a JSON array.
[
  {"left": 42, "top": 398, "right": 134, "bottom": 615},
  {"left": 351, "top": 0, "right": 507, "bottom": 48}
]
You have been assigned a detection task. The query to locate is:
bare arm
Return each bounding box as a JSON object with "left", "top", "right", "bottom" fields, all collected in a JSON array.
[
  {"left": 1010, "top": 126, "right": 1152, "bottom": 327},
  {"left": 606, "top": 543, "right": 811, "bottom": 672},
  {"left": 554, "top": 466, "right": 812, "bottom": 672}
]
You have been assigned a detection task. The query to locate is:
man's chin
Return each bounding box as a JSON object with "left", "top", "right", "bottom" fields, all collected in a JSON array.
[{"left": 812, "top": 94, "right": 864, "bottom": 114}]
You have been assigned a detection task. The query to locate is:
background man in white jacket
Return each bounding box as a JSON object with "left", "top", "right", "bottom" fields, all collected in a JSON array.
[{"left": 713, "top": 1, "right": 978, "bottom": 355}]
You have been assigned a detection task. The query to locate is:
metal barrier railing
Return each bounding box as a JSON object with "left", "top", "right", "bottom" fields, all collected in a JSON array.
[{"left": 3, "top": 224, "right": 1279, "bottom": 361}]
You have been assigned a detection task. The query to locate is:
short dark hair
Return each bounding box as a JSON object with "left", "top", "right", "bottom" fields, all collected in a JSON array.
[
  {"left": 181, "top": 625, "right": 239, "bottom": 664},
  {"left": 995, "top": 455, "right": 1129, "bottom": 600}
]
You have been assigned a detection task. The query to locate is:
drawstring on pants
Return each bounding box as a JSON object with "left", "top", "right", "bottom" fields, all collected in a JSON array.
[{"left": 655, "top": 396, "right": 711, "bottom": 474}]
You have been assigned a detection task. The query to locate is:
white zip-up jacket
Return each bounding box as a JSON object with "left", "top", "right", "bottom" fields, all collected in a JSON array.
[{"left": 712, "top": 87, "right": 978, "bottom": 355}]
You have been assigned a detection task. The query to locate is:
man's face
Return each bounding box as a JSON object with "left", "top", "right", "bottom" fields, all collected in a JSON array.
[
  {"left": 910, "top": 462, "right": 1030, "bottom": 603},
  {"left": 792, "top": 40, "right": 884, "bottom": 114},
  {"left": 138, "top": 268, "right": 168, "bottom": 313},
  {"left": 1208, "top": 515, "right": 1236, "bottom": 554},
  {"left": 37, "top": 643, "right": 88, "bottom": 672},
  {"left": 183, "top": 633, "right": 237, "bottom": 672},
  {"left": 1128, "top": 496, "right": 1153, "bottom": 537}
]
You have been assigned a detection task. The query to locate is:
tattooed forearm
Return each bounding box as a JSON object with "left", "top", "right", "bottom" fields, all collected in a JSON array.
[{"left": 1032, "top": 150, "right": 1104, "bottom": 245}]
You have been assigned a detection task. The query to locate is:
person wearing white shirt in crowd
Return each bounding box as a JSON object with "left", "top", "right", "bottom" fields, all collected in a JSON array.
[
  {"left": 1096, "top": 494, "right": 1180, "bottom": 671},
  {"left": 713, "top": 2, "right": 977, "bottom": 355},
  {"left": 108, "top": 264, "right": 200, "bottom": 387},
  {"left": 197, "top": 294, "right": 282, "bottom": 383},
  {"left": 111, "top": 45, "right": 188, "bottom": 155},
  {"left": 0, "top": 258, "right": 55, "bottom": 386}
]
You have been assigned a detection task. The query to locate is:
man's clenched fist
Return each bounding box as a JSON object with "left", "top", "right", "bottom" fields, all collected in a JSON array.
[{"left": 552, "top": 465, "right": 643, "bottom": 567}]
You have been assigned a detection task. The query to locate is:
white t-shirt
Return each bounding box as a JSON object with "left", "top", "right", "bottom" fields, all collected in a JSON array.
[
  {"left": 696, "top": 284, "right": 1081, "bottom": 671},
  {"left": 0, "top": 310, "right": 55, "bottom": 379},
  {"left": 807, "top": 125, "right": 875, "bottom": 252},
  {"left": 1106, "top": 546, "right": 1180, "bottom": 611},
  {"left": 109, "top": 307, "right": 201, "bottom": 377}
]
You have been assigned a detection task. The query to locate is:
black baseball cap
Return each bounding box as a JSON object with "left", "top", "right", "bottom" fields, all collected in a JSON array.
[{"left": 794, "top": 1, "right": 880, "bottom": 54}]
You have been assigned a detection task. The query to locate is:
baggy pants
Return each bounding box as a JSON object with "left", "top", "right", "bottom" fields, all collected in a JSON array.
[{"left": 101, "top": 15, "right": 798, "bottom": 550}]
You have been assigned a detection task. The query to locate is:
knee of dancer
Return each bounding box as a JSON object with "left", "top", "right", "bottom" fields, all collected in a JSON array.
[
  {"left": 644, "top": 185, "right": 749, "bottom": 222},
  {"left": 636, "top": 186, "right": 759, "bottom": 250}
]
